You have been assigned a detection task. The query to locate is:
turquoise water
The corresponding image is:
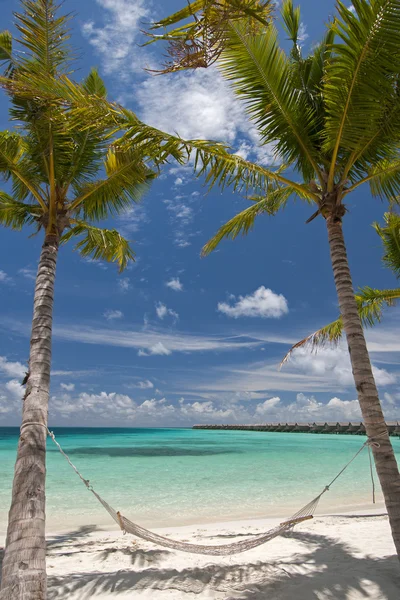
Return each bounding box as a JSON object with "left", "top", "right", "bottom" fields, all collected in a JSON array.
[{"left": 1, "top": 428, "right": 398, "bottom": 531}]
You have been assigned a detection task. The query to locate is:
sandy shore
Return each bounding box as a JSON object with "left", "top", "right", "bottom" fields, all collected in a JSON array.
[{"left": 2, "top": 510, "right": 399, "bottom": 599}]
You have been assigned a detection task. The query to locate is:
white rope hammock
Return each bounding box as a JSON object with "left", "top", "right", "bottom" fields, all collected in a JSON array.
[{"left": 42, "top": 426, "right": 382, "bottom": 556}]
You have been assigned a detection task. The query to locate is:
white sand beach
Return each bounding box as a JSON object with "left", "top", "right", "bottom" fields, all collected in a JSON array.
[{"left": 2, "top": 510, "right": 398, "bottom": 600}]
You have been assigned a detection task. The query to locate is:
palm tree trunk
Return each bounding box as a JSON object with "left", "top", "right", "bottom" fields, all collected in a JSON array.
[
  {"left": 0, "top": 235, "right": 58, "bottom": 600},
  {"left": 326, "top": 214, "right": 400, "bottom": 557}
]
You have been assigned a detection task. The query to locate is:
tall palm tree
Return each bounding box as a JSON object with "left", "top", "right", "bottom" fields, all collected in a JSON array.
[
  {"left": 138, "top": 0, "right": 400, "bottom": 555},
  {"left": 281, "top": 212, "right": 400, "bottom": 361},
  {"left": 0, "top": 2, "right": 153, "bottom": 598}
]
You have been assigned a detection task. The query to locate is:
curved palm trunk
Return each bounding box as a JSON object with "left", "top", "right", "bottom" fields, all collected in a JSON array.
[
  {"left": 326, "top": 215, "right": 400, "bottom": 557},
  {"left": 0, "top": 236, "right": 58, "bottom": 600}
]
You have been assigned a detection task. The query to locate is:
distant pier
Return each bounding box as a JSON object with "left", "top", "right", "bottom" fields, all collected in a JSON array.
[{"left": 193, "top": 422, "right": 400, "bottom": 436}]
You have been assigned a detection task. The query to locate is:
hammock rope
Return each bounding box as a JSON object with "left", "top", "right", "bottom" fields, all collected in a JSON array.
[{"left": 43, "top": 427, "right": 384, "bottom": 556}]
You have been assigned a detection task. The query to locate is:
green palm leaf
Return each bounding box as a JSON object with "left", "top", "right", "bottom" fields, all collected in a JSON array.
[
  {"left": 201, "top": 186, "right": 294, "bottom": 256},
  {"left": 324, "top": 0, "right": 400, "bottom": 188},
  {"left": 15, "top": 0, "right": 71, "bottom": 74},
  {"left": 70, "top": 147, "right": 155, "bottom": 221},
  {"left": 61, "top": 222, "right": 135, "bottom": 272},
  {"left": 0, "top": 192, "right": 41, "bottom": 229},
  {"left": 374, "top": 212, "right": 400, "bottom": 276},
  {"left": 218, "top": 22, "right": 321, "bottom": 181}
]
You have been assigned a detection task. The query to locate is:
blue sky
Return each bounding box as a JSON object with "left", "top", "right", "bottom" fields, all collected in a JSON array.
[{"left": 1, "top": 0, "right": 400, "bottom": 427}]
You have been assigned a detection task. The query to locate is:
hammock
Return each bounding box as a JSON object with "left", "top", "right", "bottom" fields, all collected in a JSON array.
[{"left": 45, "top": 427, "right": 381, "bottom": 556}]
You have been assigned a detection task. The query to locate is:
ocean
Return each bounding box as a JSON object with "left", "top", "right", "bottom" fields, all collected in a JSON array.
[{"left": 1, "top": 427, "right": 398, "bottom": 532}]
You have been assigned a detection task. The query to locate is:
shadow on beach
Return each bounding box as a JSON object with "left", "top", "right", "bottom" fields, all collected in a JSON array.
[{"left": 1, "top": 524, "right": 399, "bottom": 599}]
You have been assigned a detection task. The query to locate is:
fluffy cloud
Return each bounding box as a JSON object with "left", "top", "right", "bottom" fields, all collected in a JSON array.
[
  {"left": 155, "top": 302, "right": 179, "bottom": 322},
  {"left": 104, "top": 309, "right": 124, "bottom": 321},
  {"left": 0, "top": 356, "right": 26, "bottom": 378},
  {"left": 289, "top": 345, "right": 396, "bottom": 387},
  {"left": 166, "top": 277, "right": 183, "bottom": 292},
  {"left": 218, "top": 287, "right": 289, "bottom": 319}
]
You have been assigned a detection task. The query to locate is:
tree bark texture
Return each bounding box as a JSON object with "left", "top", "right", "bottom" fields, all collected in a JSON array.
[
  {"left": 326, "top": 215, "right": 400, "bottom": 558},
  {"left": 0, "top": 237, "right": 58, "bottom": 599}
]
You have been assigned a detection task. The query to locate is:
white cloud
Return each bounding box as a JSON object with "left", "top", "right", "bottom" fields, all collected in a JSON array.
[
  {"left": 48, "top": 323, "right": 262, "bottom": 356},
  {"left": 155, "top": 302, "right": 179, "bottom": 322},
  {"left": 5, "top": 379, "right": 24, "bottom": 400},
  {"left": 0, "top": 356, "right": 26, "bottom": 378},
  {"left": 163, "top": 198, "right": 195, "bottom": 247},
  {"left": 289, "top": 345, "right": 396, "bottom": 387},
  {"left": 297, "top": 22, "right": 309, "bottom": 46},
  {"left": 60, "top": 383, "right": 75, "bottom": 392},
  {"left": 0, "top": 270, "right": 12, "bottom": 284},
  {"left": 104, "top": 309, "right": 124, "bottom": 321},
  {"left": 140, "top": 342, "right": 172, "bottom": 357},
  {"left": 218, "top": 286, "right": 289, "bottom": 319},
  {"left": 118, "top": 278, "right": 131, "bottom": 292},
  {"left": 81, "top": 0, "right": 150, "bottom": 77},
  {"left": 138, "top": 380, "right": 154, "bottom": 389},
  {"left": 166, "top": 277, "right": 183, "bottom": 292},
  {"left": 255, "top": 397, "right": 281, "bottom": 416},
  {"left": 118, "top": 204, "right": 148, "bottom": 235}
]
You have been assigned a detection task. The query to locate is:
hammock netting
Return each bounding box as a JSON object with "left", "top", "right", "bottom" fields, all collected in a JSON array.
[{"left": 45, "top": 427, "right": 379, "bottom": 556}]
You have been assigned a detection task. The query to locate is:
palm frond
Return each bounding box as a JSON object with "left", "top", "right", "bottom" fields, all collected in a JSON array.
[
  {"left": 0, "top": 131, "right": 47, "bottom": 208},
  {"left": 82, "top": 68, "right": 107, "bottom": 98},
  {"left": 0, "top": 191, "right": 42, "bottom": 229},
  {"left": 324, "top": 0, "right": 400, "bottom": 189},
  {"left": 280, "top": 318, "right": 344, "bottom": 367},
  {"left": 0, "top": 30, "right": 13, "bottom": 76},
  {"left": 201, "top": 186, "right": 294, "bottom": 256},
  {"left": 69, "top": 147, "right": 155, "bottom": 221},
  {"left": 281, "top": 285, "right": 400, "bottom": 365},
  {"left": 15, "top": 0, "right": 72, "bottom": 74},
  {"left": 61, "top": 222, "right": 135, "bottom": 271},
  {"left": 363, "top": 158, "right": 400, "bottom": 199},
  {"left": 374, "top": 212, "right": 400, "bottom": 277},
  {"left": 218, "top": 22, "right": 322, "bottom": 181},
  {"left": 146, "top": 0, "right": 273, "bottom": 73}
]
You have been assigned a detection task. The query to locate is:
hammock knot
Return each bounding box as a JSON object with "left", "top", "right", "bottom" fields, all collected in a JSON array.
[{"left": 365, "top": 431, "right": 388, "bottom": 449}]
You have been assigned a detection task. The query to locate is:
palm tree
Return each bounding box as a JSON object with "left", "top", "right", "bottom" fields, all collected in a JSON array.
[
  {"left": 0, "top": 2, "right": 153, "bottom": 598},
  {"left": 137, "top": 0, "right": 400, "bottom": 554}
]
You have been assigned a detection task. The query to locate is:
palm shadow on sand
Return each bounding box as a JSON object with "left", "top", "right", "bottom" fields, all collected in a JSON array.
[{"left": 27, "top": 525, "right": 399, "bottom": 600}]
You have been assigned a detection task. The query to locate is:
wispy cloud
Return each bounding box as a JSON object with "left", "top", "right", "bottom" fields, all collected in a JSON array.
[
  {"left": 118, "top": 278, "right": 131, "bottom": 293},
  {"left": 45, "top": 324, "right": 262, "bottom": 356},
  {"left": 81, "top": 0, "right": 150, "bottom": 78},
  {"left": 0, "top": 270, "right": 12, "bottom": 284},
  {"left": 18, "top": 267, "right": 36, "bottom": 280},
  {"left": 104, "top": 309, "right": 124, "bottom": 321}
]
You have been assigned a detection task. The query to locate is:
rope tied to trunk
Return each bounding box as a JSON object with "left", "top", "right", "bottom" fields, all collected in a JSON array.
[{"left": 38, "top": 426, "right": 385, "bottom": 556}]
